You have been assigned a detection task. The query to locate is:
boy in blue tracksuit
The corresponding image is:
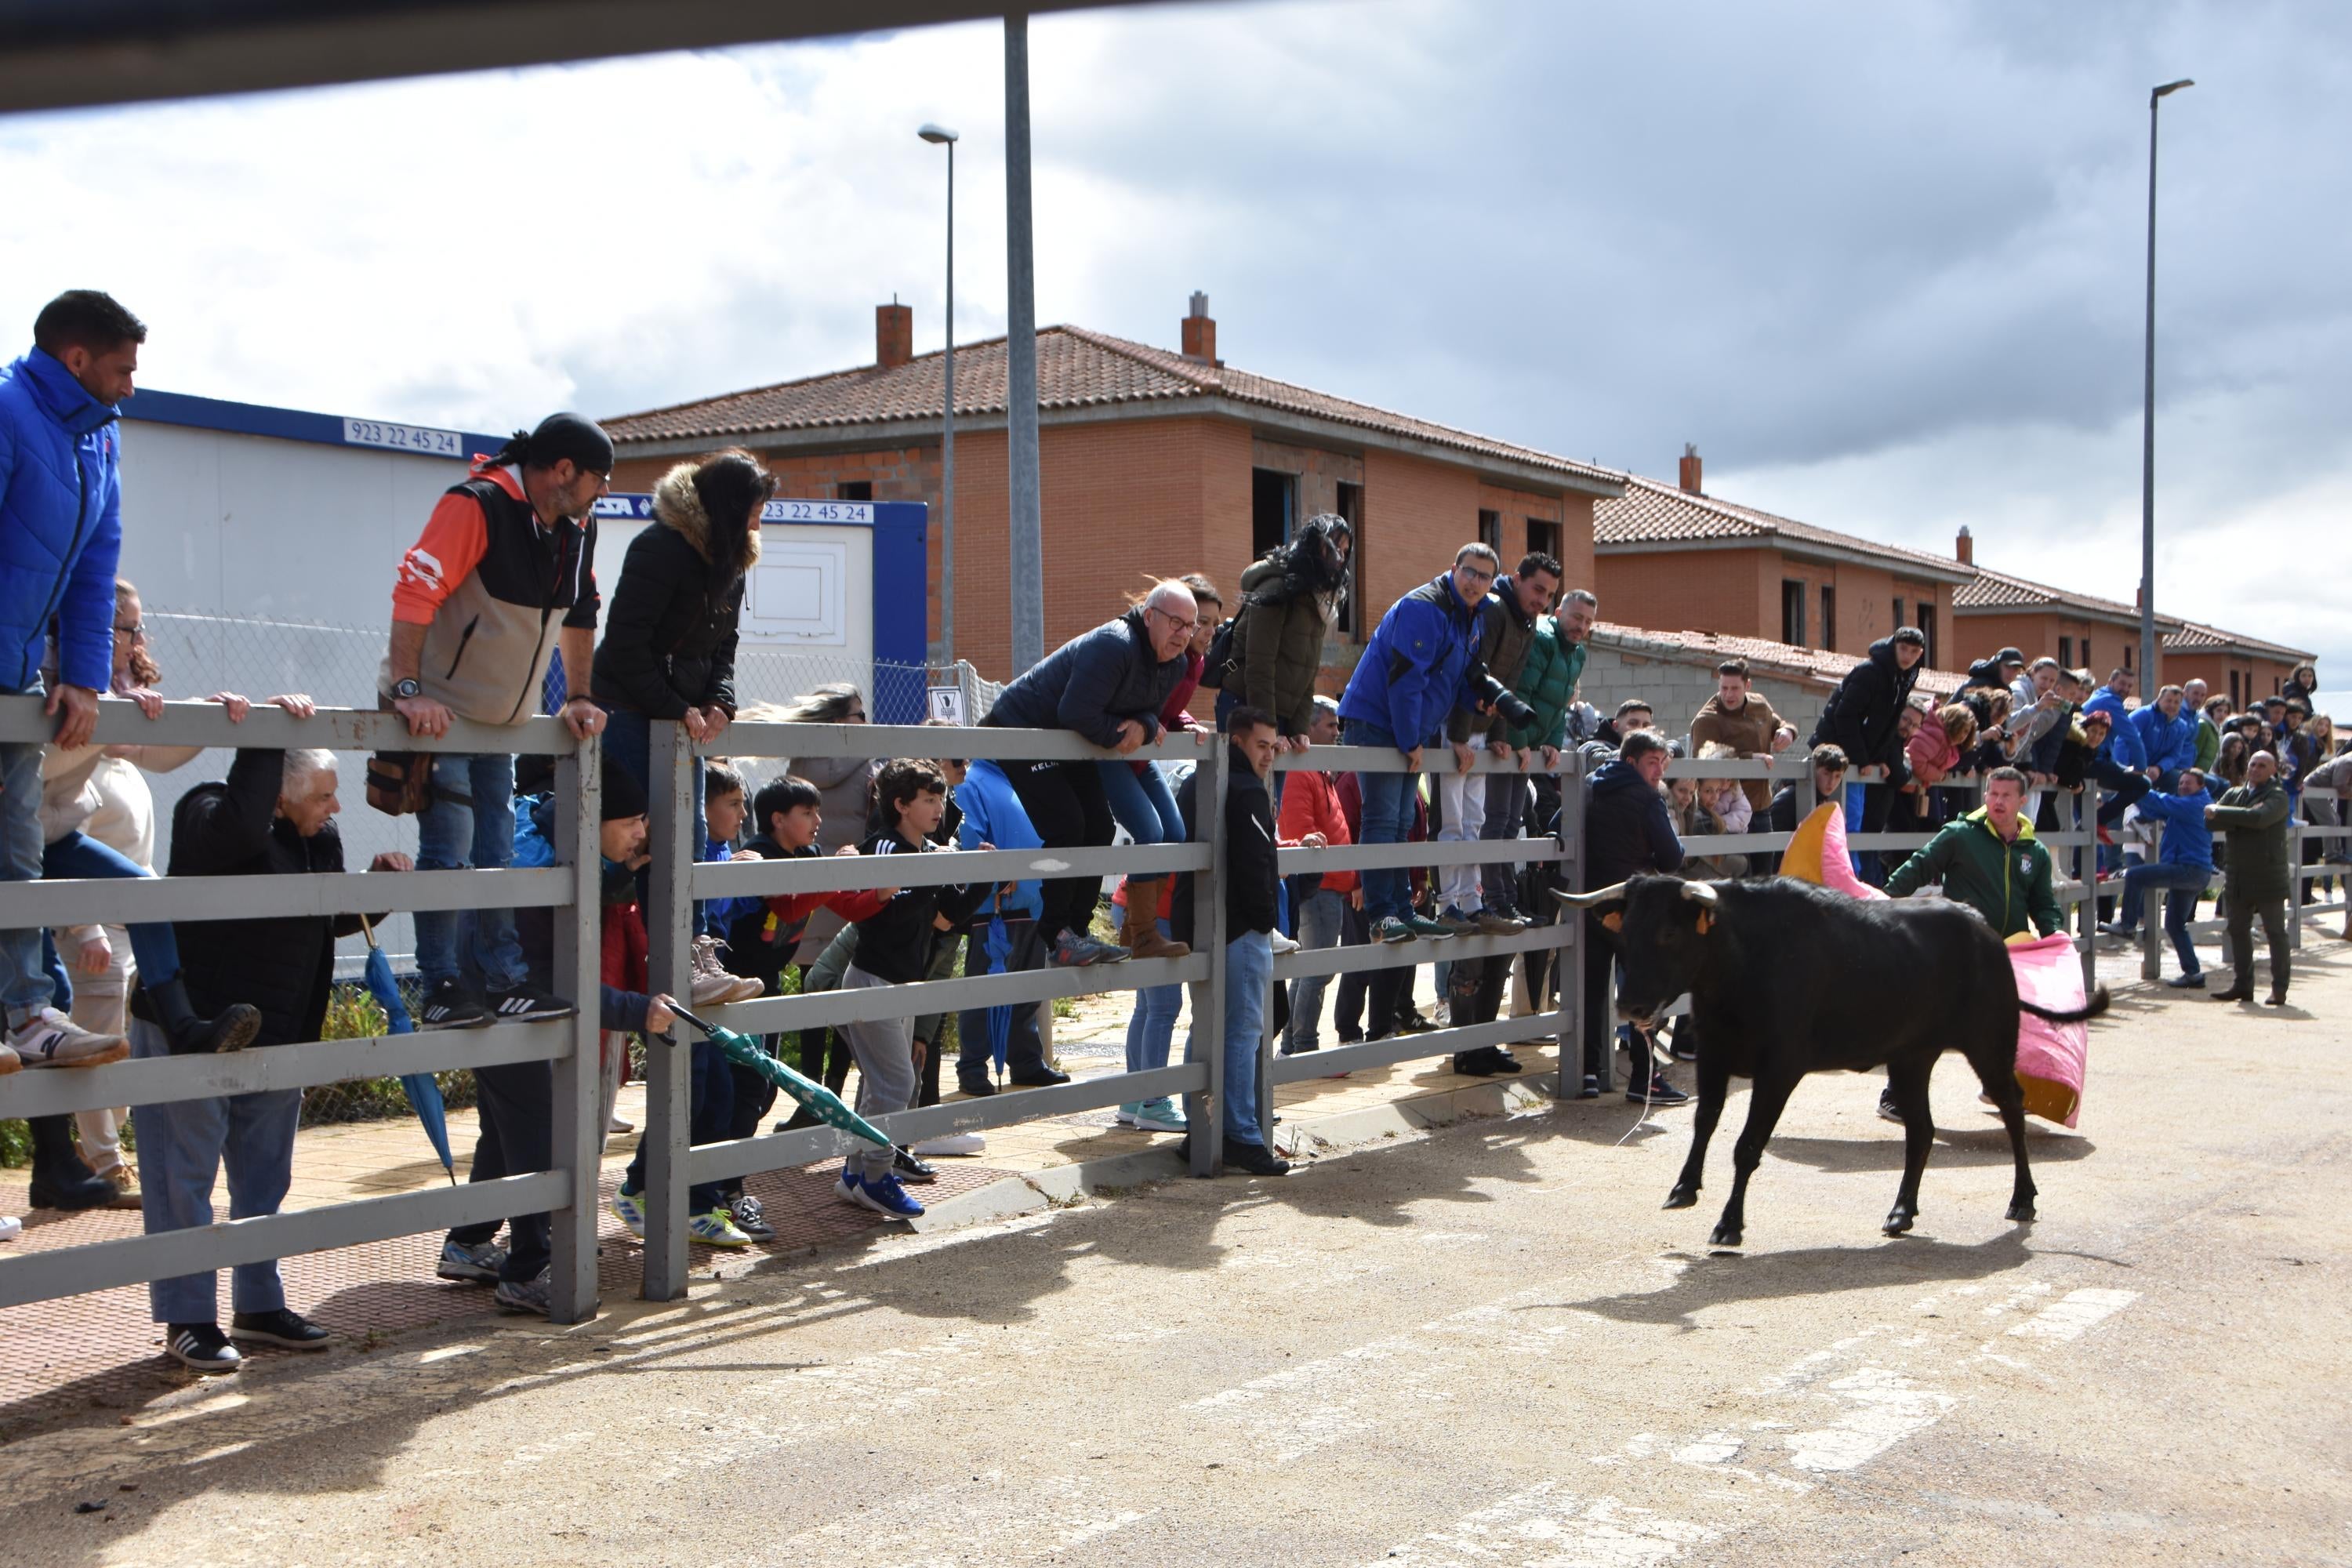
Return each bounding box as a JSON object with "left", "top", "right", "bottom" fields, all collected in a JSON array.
[
  {"left": 1337, "top": 545, "right": 1497, "bottom": 943},
  {"left": 2100, "top": 767, "right": 2216, "bottom": 986},
  {"left": 952, "top": 757, "right": 1054, "bottom": 1099}
]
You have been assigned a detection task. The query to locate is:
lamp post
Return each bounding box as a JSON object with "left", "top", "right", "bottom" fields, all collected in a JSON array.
[
  {"left": 918, "top": 121, "right": 959, "bottom": 675},
  {"left": 2140, "top": 78, "right": 2193, "bottom": 693},
  {"left": 1004, "top": 12, "right": 1044, "bottom": 675}
]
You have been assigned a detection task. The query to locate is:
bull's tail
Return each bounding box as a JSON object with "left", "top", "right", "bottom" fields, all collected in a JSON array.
[{"left": 2020, "top": 985, "right": 2111, "bottom": 1026}]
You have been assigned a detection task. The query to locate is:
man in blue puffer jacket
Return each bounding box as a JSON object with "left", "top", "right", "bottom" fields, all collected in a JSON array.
[
  {"left": 2, "top": 290, "right": 143, "bottom": 1070},
  {"left": 2128, "top": 684, "right": 2198, "bottom": 791},
  {"left": 2098, "top": 766, "right": 2216, "bottom": 988},
  {"left": 2082, "top": 666, "right": 2152, "bottom": 828},
  {"left": 1338, "top": 542, "right": 1494, "bottom": 951}
]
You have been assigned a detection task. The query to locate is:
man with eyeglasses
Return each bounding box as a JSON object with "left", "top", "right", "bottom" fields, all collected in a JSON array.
[
  {"left": 980, "top": 579, "right": 1198, "bottom": 966},
  {"left": 1338, "top": 543, "right": 1497, "bottom": 1033},
  {"left": 379, "top": 411, "right": 612, "bottom": 1031}
]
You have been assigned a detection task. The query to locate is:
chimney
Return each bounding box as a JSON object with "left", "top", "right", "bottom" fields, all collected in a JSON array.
[
  {"left": 876, "top": 299, "right": 913, "bottom": 370},
  {"left": 1678, "top": 442, "right": 1702, "bottom": 495},
  {"left": 1181, "top": 290, "right": 1217, "bottom": 364},
  {"left": 1955, "top": 524, "right": 1973, "bottom": 564}
]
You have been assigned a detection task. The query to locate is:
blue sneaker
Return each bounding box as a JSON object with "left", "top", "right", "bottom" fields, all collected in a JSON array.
[{"left": 836, "top": 1163, "right": 924, "bottom": 1220}]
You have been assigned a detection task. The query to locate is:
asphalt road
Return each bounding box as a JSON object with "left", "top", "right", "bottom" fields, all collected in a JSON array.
[{"left": 4, "top": 943, "right": 2347, "bottom": 1567}]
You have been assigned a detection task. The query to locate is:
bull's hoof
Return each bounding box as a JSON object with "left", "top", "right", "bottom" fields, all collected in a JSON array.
[
  {"left": 1664, "top": 1185, "right": 1700, "bottom": 1210},
  {"left": 2005, "top": 1200, "right": 2038, "bottom": 1223},
  {"left": 1882, "top": 1207, "right": 1915, "bottom": 1236},
  {"left": 1707, "top": 1224, "right": 1743, "bottom": 1248}
]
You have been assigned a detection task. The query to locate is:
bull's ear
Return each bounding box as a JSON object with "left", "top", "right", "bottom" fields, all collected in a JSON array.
[{"left": 1600, "top": 909, "right": 1624, "bottom": 932}]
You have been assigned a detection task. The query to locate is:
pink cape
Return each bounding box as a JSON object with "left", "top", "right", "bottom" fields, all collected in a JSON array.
[{"left": 2008, "top": 931, "right": 2088, "bottom": 1127}]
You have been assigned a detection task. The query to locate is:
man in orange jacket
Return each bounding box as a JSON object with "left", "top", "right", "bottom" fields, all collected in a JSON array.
[{"left": 1278, "top": 699, "right": 1358, "bottom": 1054}]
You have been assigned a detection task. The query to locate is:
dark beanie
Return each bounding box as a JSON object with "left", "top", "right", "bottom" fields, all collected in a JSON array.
[
  {"left": 601, "top": 763, "right": 648, "bottom": 824},
  {"left": 524, "top": 411, "right": 614, "bottom": 474}
]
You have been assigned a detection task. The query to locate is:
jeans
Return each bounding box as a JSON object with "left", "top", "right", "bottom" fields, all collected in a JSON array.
[
  {"left": 414, "top": 752, "right": 525, "bottom": 993},
  {"left": 1283, "top": 888, "right": 1346, "bottom": 1052},
  {"left": 1434, "top": 770, "right": 1486, "bottom": 913},
  {"left": 1347, "top": 719, "right": 1419, "bottom": 920},
  {"left": 1186, "top": 931, "right": 1272, "bottom": 1146},
  {"left": 2093, "top": 761, "right": 2151, "bottom": 826},
  {"left": 1098, "top": 759, "right": 1183, "bottom": 887},
  {"left": 2115, "top": 861, "right": 2209, "bottom": 975},
  {"left": 1124, "top": 918, "right": 1185, "bottom": 1073},
  {"left": 130, "top": 1019, "right": 302, "bottom": 1324},
  {"left": 2, "top": 688, "right": 52, "bottom": 1022},
  {"left": 41, "top": 830, "right": 187, "bottom": 987},
  {"left": 962, "top": 916, "right": 1050, "bottom": 1084}
]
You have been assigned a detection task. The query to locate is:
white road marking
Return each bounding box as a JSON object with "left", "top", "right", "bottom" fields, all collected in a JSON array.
[
  {"left": 1379, "top": 1481, "right": 1716, "bottom": 1568},
  {"left": 2007, "top": 1287, "right": 2140, "bottom": 1340}
]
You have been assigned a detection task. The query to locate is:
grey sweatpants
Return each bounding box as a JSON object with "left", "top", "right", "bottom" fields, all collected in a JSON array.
[{"left": 837, "top": 963, "right": 913, "bottom": 1177}]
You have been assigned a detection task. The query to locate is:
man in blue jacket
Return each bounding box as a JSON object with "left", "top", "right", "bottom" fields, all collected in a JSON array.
[
  {"left": 2128, "top": 684, "right": 2198, "bottom": 792},
  {"left": 1, "top": 291, "right": 143, "bottom": 1070},
  {"left": 2099, "top": 767, "right": 2216, "bottom": 989},
  {"left": 2082, "top": 666, "right": 2153, "bottom": 828},
  {"left": 1338, "top": 543, "right": 1494, "bottom": 946}
]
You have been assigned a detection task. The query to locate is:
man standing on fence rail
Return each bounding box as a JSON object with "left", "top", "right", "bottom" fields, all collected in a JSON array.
[
  {"left": 1811, "top": 628, "right": 1928, "bottom": 880},
  {"left": 379, "top": 411, "right": 612, "bottom": 1030},
  {"left": 135, "top": 745, "right": 412, "bottom": 1373},
  {"left": 2, "top": 291, "right": 148, "bottom": 1073}
]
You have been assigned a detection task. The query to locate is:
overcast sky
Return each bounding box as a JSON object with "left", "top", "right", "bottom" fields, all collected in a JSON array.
[{"left": 4, "top": 0, "right": 2343, "bottom": 677}]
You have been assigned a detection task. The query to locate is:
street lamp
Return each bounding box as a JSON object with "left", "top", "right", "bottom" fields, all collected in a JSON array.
[
  {"left": 2140, "top": 78, "right": 2192, "bottom": 695},
  {"left": 918, "top": 122, "right": 960, "bottom": 676}
]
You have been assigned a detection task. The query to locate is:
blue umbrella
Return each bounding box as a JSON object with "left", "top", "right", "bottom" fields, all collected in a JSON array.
[
  {"left": 358, "top": 914, "right": 456, "bottom": 1182},
  {"left": 981, "top": 913, "right": 1013, "bottom": 1080}
]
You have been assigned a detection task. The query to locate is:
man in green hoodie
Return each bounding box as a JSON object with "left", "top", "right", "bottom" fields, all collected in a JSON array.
[
  {"left": 2205, "top": 749, "right": 2292, "bottom": 1006},
  {"left": 1885, "top": 767, "right": 2063, "bottom": 941}
]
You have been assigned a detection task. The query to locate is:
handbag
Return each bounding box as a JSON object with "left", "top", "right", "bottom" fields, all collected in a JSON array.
[{"left": 366, "top": 751, "right": 434, "bottom": 817}]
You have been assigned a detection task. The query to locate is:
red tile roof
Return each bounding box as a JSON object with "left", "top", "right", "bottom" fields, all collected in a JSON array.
[
  {"left": 1952, "top": 564, "right": 2150, "bottom": 622},
  {"left": 1592, "top": 474, "right": 1971, "bottom": 579},
  {"left": 1594, "top": 621, "right": 1969, "bottom": 695},
  {"left": 2161, "top": 619, "right": 2313, "bottom": 662},
  {"left": 603, "top": 325, "right": 1624, "bottom": 488}
]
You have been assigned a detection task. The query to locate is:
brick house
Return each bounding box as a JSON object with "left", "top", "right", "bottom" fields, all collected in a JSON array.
[
  {"left": 1591, "top": 448, "right": 1972, "bottom": 671},
  {"left": 601, "top": 299, "right": 1625, "bottom": 685},
  {"left": 1949, "top": 558, "right": 2176, "bottom": 681},
  {"left": 2161, "top": 622, "right": 2313, "bottom": 711},
  {"left": 1579, "top": 622, "right": 1967, "bottom": 747}
]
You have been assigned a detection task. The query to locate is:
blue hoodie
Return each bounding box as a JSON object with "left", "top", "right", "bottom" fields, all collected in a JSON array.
[
  {"left": 2129, "top": 702, "right": 2196, "bottom": 774},
  {"left": 1338, "top": 572, "right": 1486, "bottom": 752},
  {"left": 955, "top": 759, "right": 1044, "bottom": 919},
  {"left": 2082, "top": 684, "right": 2144, "bottom": 771},
  {"left": 0, "top": 349, "right": 125, "bottom": 692},
  {"left": 2135, "top": 786, "right": 2214, "bottom": 870}
]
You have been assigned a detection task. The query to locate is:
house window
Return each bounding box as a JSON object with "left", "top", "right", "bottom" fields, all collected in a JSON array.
[
  {"left": 1526, "top": 515, "right": 1562, "bottom": 569},
  {"left": 1251, "top": 469, "right": 1296, "bottom": 559},
  {"left": 1917, "top": 603, "right": 1937, "bottom": 668},
  {"left": 1892, "top": 597, "right": 1905, "bottom": 634},
  {"left": 1336, "top": 481, "right": 1364, "bottom": 640},
  {"left": 839, "top": 480, "right": 873, "bottom": 502},
  {"left": 2082, "top": 638, "right": 2092, "bottom": 672},
  {"left": 2230, "top": 670, "right": 2242, "bottom": 709},
  {"left": 2059, "top": 636, "right": 2073, "bottom": 670},
  {"left": 2122, "top": 642, "right": 2132, "bottom": 670},
  {"left": 1477, "top": 509, "right": 1502, "bottom": 551},
  {"left": 1782, "top": 579, "right": 1808, "bottom": 648},
  {"left": 1820, "top": 586, "right": 1837, "bottom": 653}
]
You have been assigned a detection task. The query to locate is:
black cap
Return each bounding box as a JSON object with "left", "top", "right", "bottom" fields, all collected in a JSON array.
[
  {"left": 525, "top": 411, "right": 614, "bottom": 474},
  {"left": 1995, "top": 647, "right": 2025, "bottom": 666},
  {"left": 601, "top": 763, "right": 648, "bottom": 824}
]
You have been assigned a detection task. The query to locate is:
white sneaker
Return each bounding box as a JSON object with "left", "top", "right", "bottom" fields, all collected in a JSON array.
[
  {"left": 8, "top": 1007, "right": 127, "bottom": 1068},
  {"left": 0, "top": 1215, "right": 20, "bottom": 1242},
  {"left": 912, "top": 1132, "right": 985, "bottom": 1156},
  {"left": 1269, "top": 932, "right": 1301, "bottom": 955}
]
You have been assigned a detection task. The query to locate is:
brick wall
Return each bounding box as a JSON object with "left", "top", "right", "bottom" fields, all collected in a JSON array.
[
  {"left": 1595, "top": 545, "right": 1782, "bottom": 643},
  {"left": 1958, "top": 610, "right": 2140, "bottom": 677}
]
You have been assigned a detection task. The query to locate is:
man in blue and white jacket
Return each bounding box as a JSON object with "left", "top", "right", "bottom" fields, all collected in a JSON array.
[
  {"left": 2099, "top": 767, "right": 2216, "bottom": 989},
  {"left": 2082, "top": 666, "right": 2152, "bottom": 828},
  {"left": 2128, "top": 684, "right": 2198, "bottom": 793},
  {"left": 1337, "top": 542, "right": 1495, "bottom": 946},
  {"left": 951, "top": 756, "right": 1057, "bottom": 1098},
  {"left": 1, "top": 290, "right": 141, "bottom": 1071}
]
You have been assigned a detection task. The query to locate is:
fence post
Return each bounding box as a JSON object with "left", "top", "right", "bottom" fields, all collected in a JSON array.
[
  {"left": 548, "top": 732, "right": 604, "bottom": 1323},
  {"left": 2140, "top": 818, "right": 2162, "bottom": 982},
  {"left": 2075, "top": 784, "right": 2100, "bottom": 993},
  {"left": 1187, "top": 739, "right": 1229, "bottom": 1176},
  {"left": 641, "top": 719, "right": 695, "bottom": 1301},
  {"left": 2290, "top": 812, "right": 2305, "bottom": 953},
  {"left": 1560, "top": 747, "right": 1587, "bottom": 1097}
]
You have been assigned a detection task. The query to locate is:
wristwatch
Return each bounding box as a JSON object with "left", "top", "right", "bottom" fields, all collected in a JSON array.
[{"left": 393, "top": 678, "right": 422, "bottom": 700}]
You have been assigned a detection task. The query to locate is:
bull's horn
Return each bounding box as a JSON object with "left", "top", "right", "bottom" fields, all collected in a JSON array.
[
  {"left": 1680, "top": 880, "right": 1722, "bottom": 909},
  {"left": 1552, "top": 882, "right": 1628, "bottom": 908}
]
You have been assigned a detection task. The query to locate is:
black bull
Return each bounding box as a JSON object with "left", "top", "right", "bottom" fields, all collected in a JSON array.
[{"left": 1560, "top": 875, "right": 2109, "bottom": 1247}]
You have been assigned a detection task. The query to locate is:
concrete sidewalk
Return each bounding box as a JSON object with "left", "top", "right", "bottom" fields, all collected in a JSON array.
[{"left": 0, "top": 961, "right": 1567, "bottom": 1436}]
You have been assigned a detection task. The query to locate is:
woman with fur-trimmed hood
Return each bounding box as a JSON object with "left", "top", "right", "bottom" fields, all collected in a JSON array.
[{"left": 591, "top": 449, "right": 772, "bottom": 840}]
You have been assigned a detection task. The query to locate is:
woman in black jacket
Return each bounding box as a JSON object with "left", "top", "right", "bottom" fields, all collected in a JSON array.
[{"left": 592, "top": 448, "right": 773, "bottom": 849}]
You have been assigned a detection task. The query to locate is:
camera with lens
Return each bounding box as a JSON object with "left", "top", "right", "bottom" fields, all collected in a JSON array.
[{"left": 1468, "top": 662, "right": 1537, "bottom": 731}]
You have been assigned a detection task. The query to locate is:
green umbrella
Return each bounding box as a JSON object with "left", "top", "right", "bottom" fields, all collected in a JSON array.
[{"left": 665, "top": 1003, "right": 892, "bottom": 1149}]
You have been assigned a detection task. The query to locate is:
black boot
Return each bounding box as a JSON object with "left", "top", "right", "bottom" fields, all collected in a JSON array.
[
  {"left": 27, "top": 1115, "right": 118, "bottom": 1210},
  {"left": 148, "top": 975, "right": 261, "bottom": 1056}
]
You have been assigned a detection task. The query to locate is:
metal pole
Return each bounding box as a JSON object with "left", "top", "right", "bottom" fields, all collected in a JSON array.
[
  {"left": 641, "top": 719, "right": 695, "bottom": 1301},
  {"left": 941, "top": 135, "right": 956, "bottom": 673},
  {"left": 548, "top": 731, "right": 604, "bottom": 1323},
  {"left": 1004, "top": 12, "right": 1044, "bottom": 674},
  {"left": 2140, "top": 80, "right": 2190, "bottom": 691}
]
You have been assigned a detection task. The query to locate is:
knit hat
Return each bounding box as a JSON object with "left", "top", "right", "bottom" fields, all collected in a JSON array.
[{"left": 601, "top": 764, "right": 648, "bottom": 824}]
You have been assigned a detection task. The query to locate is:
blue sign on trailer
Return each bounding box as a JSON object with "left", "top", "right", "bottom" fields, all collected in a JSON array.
[{"left": 594, "top": 493, "right": 930, "bottom": 724}]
